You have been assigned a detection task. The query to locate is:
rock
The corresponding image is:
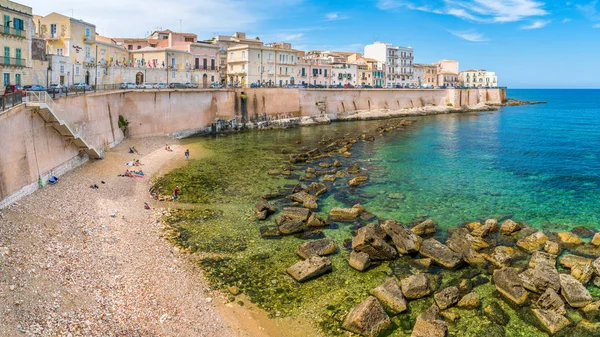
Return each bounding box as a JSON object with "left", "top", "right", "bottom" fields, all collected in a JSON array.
[
  {"left": 560, "top": 254, "right": 593, "bottom": 269},
  {"left": 594, "top": 258, "right": 600, "bottom": 277},
  {"left": 574, "top": 320, "right": 600, "bottom": 335},
  {"left": 559, "top": 274, "right": 593, "bottom": 308},
  {"left": 484, "top": 302, "right": 510, "bottom": 325},
  {"left": 329, "top": 205, "right": 364, "bottom": 222},
  {"left": 306, "top": 167, "right": 316, "bottom": 173},
  {"left": 349, "top": 251, "right": 371, "bottom": 271},
  {"left": 323, "top": 175, "right": 337, "bottom": 182},
  {"left": 419, "top": 239, "right": 462, "bottom": 269},
  {"left": 352, "top": 224, "right": 398, "bottom": 260},
  {"left": 466, "top": 234, "right": 490, "bottom": 251},
  {"left": 519, "top": 260, "right": 560, "bottom": 293},
  {"left": 410, "top": 305, "right": 448, "bottom": 337},
  {"left": 333, "top": 160, "right": 342, "bottom": 167},
  {"left": 529, "top": 251, "right": 557, "bottom": 268},
  {"left": 342, "top": 296, "right": 391, "bottom": 337},
  {"left": 434, "top": 286, "right": 460, "bottom": 310},
  {"left": 412, "top": 258, "right": 432, "bottom": 270},
  {"left": 282, "top": 207, "right": 311, "bottom": 221},
  {"left": 306, "top": 213, "right": 327, "bottom": 228},
  {"left": 296, "top": 239, "right": 337, "bottom": 259},
  {"left": 465, "top": 222, "right": 483, "bottom": 232},
  {"left": 516, "top": 231, "right": 548, "bottom": 252},
  {"left": 276, "top": 217, "right": 304, "bottom": 235},
  {"left": 336, "top": 170, "right": 348, "bottom": 177},
  {"left": 485, "top": 219, "right": 499, "bottom": 232},
  {"left": 544, "top": 241, "right": 561, "bottom": 255},
  {"left": 440, "top": 310, "right": 459, "bottom": 323},
  {"left": 457, "top": 292, "right": 480, "bottom": 309},
  {"left": 571, "top": 226, "right": 595, "bottom": 238},
  {"left": 347, "top": 163, "right": 361, "bottom": 174},
  {"left": 287, "top": 256, "right": 332, "bottom": 282},
  {"left": 482, "top": 246, "right": 516, "bottom": 268},
  {"left": 319, "top": 162, "right": 332, "bottom": 168},
  {"left": 411, "top": 219, "right": 437, "bottom": 236},
  {"left": 253, "top": 200, "right": 277, "bottom": 219},
  {"left": 289, "top": 191, "right": 319, "bottom": 210},
  {"left": 349, "top": 175, "right": 368, "bottom": 186},
  {"left": 557, "top": 232, "right": 583, "bottom": 246},
  {"left": 581, "top": 301, "right": 600, "bottom": 320},
  {"left": 500, "top": 219, "right": 520, "bottom": 234},
  {"left": 370, "top": 278, "right": 407, "bottom": 314},
  {"left": 471, "top": 223, "right": 493, "bottom": 237},
  {"left": 381, "top": 219, "right": 422, "bottom": 254},
  {"left": 307, "top": 182, "right": 327, "bottom": 196},
  {"left": 532, "top": 309, "right": 570, "bottom": 335},
  {"left": 268, "top": 169, "right": 281, "bottom": 175},
  {"left": 493, "top": 267, "right": 528, "bottom": 305},
  {"left": 458, "top": 279, "right": 472, "bottom": 292},
  {"left": 227, "top": 285, "right": 240, "bottom": 296},
  {"left": 537, "top": 288, "right": 566, "bottom": 315},
  {"left": 591, "top": 233, "right": 600, "bottom": 246},
  {"left": 401, "top": 273, "right": 431, "bottom": 300},
  {"left": 571, "top": 262, "right": 594, "bottom": 284}
]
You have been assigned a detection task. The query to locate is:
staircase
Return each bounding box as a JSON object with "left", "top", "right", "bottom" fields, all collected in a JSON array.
[{"left": 26, "top": 92, "right": 104, "bottom": 159}]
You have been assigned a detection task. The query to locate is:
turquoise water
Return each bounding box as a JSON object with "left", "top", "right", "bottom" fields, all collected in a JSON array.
[{"left": 353, "top": 89, "right": 600, "bottom": 231}]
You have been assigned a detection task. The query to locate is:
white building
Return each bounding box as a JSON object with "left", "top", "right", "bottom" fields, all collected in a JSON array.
[
  {"left": 227, "top": 42, "right": 299, "bottom": 87},
  {"left": 459, "top": 69, "right": 498, "bottom": 88},
  {"left": 364, "top": 41, "right": 414, "bottom": 87},
  {"left": 331, "top": 63, "right": 358, "bottom": 86}
]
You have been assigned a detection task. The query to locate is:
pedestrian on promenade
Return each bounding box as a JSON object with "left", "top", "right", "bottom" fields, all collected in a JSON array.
[
  {"left": 185, "top": 149, "right": 190, "bottom": 160},
  {"left": 173, "top": 186, "right": 179, "bottom": 200}
]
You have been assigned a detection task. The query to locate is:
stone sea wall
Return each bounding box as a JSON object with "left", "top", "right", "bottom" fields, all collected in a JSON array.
[{"left": 0, "top": 87, "right": 505, "bottom": 207}]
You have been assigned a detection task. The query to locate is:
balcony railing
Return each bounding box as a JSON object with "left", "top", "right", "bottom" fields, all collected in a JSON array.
[
  {"left": 0, "top": 25, "right": 25, "bottom": 38},
  {"left": 84, "top": 35, "right": 94, "bottom": 43},
  {"left": 194, "top": 65, "right": 217, "bottom": 71},
  {"left": 0, "top": 57, "right": 26, "bottom": 67}
]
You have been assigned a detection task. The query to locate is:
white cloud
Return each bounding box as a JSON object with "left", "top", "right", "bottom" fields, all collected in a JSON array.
[
  {"left": 594, "top": 23, "right": 600, "bottom": 28},
  {"left": 25, "top": 0, "right": 302, "bottom": 38},
  {"left": 562, "top": 18, "right": 572, "bottom": 23},
  {"left": 377, "top": 0, "right": 548, "bottom": 23},
  {"left": 324, "top": 12, "right": 350, "bottom": 21},
  {"left": 521, "top": 19, "right": 551, "bottom": 29},
  {"left": 276, "top": 33, "right": 304, "bottom": 41},
  {"left": 448, "top": 30, "right": 488, "bottom": 42}
]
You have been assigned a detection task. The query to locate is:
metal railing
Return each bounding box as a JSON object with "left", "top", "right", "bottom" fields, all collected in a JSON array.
[
  {"left": 27, "top": 91, "right": 81, "bottom": 138},
  {"left": 0, "top": 92, "right": 23, "bottom": 112},
  {"left": 0, "top": 57, "right": 26, "bottom": 66},
  {"left": 0, "top": 25, "right": 25, "bottom": 38}
]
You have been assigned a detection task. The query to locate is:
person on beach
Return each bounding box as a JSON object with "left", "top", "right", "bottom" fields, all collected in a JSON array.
[
  {"left": 184, "top": 149, "right": 189, "bottom": 160},
  {"left": 144, "top": 202, "right": 150, "bottom": 210},
  {"left": 173, "top": 186, "right": 179, "bottom": 200},
  {"left": 129, "top": 146, "right": 139, "bottom": 154}
]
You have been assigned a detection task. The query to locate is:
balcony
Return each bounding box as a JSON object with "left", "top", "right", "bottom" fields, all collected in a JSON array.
[
  {"left": 194, "top": 65, "right": 217, "bottom": 71},
  {"left": 45, "top": 33, "right": 61, "bottom": 40},
  {"left": 0, "top": 57, "right": 26, "bottom": 67},
  {"left": 0, "top": 25, "right": 26, "bottom": 39},
  {"left": 84, "top": 35, "right": 94, "bottom": 43},
  {"left": 228, "top": 58, "right": 247, "bottom": 63}
]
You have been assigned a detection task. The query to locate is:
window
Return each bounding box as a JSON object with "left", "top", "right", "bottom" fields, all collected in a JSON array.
[
  {"left": 137, "top": 46, "right": 141, "bottom": 50},
  {"left": 76, "top": 66, "right": 80, "bottom": 75},
  {"left": 268, "top": 53, "right": 272, "bottom": 60},
  {"left": 229, "top": 52, "right": 233, "bottom": 60},
  {"left": 85, "top": 27, "right": 90, "bottom": 39},
  {"left": 324, "top": 69, "right": 327, "bottom": 77},
  {"left": 60, "top": 65, "right": 64, "bottom": 74},
  {"left": 3, "top": 73, "right": 9, "bottom": 86},
  {"left": 319, "top": 69, "right": 322, "bottom": 75},
  {"left": 242, "top": 51, "right": 245, "bottom": 58},
  {"left": 50, "top": 23, "right": 57, "bottom": 37},
  {"left": 257, "top": 53, "right": 260, "bottom": 59},
  {"left": 229, "top": 65, "right": 233, "bottom": 71},
  {"left": 291, "top": 56, "right": 294, "bottom": 63},
  {"left": 15, "top": 48, "right": 21, "bottom": 62},
  {"left": 56, "top": 48, "right": 63, "bottom": 56},
  {"left": 258, "top": 66, "right": 260, "bottom": 72},
  {"left": 301, "top": 68, "right": 305, "bottom": 76},
  {"left": 14, "top": 18, "right": 24, "bottom": 31},
  {"left": 242, "top": 64, "right": 245, "bottom": 70},
  {"left": 211, "top": 75, "right": 214, "bottom": 82},
  {"left": 285, "top": 67, "right": 288, "bottom": 74},
  {"left": 279, "top": 67, "right": 282, "bottom": 74},
  {"left": 185, "top": 37, "right": 194, "bottom": 42},
  {"left": 128, "top": 45, "right": 133, "bottom": 50},
  {"left": 15, "top": 73, "right": 20, "bottom": 85},
  {"left": 85, "top": 46, "right": 91, "bottom": 59}
]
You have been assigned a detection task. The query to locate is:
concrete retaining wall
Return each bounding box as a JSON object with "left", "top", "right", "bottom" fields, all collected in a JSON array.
[{"left": 0, "top": 87, "right": 505, "bottom": 207}]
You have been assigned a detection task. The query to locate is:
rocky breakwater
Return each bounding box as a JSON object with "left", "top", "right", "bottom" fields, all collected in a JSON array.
[{"left": 249, "top": 118, "right": 600, "bottom": 336}]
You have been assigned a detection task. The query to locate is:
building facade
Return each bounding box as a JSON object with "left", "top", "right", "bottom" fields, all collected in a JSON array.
[
  {"left": 297, "top": 61, "right": 331, "bottom": 86},
  {"left": 331, "top": 63, "right": 358, "bottom": 86},
  {"left": 364, "top": 41, "right": 414, "bottom": 87},
  {"left": 227, "top": 42, "right": 299, "bottom": 87},
  {"left": 414, "top": 63, "right": 437, "bottom": 87},
  {"left": 459, "top": 69, "right": 498, "bottom": 88},
  {"left": 0, "top": 0, "right": 32, "bottom": 90}
]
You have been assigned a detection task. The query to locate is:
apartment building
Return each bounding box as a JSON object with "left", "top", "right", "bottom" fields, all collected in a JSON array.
[
  {"left": 297, "top": 60, "right": 332, "bottom": 86},
  {"left": 0, "top": 0, "right": 32, "bottom": 90},
  {"left": 227, "top": 42, "right": 300, "bottom": 87},
  {"left": 414, "top": 63, "right": 437, "bottom": 87},
  {"left": 364, "top": 41, "right": 414, "bottom": 87},
  {"left": 459, "top": 69, "right": 498, "bottom": 88}
]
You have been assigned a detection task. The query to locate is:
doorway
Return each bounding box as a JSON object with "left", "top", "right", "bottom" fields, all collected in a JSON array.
[
  {"left": 136, "top": 72, "right": 144, "bottom": 85},
  {"left": 85, "top": 71, "right": 90, "bottom": 85},
  {"left": 202, "top": 74, "right": 208, "bottom": 88}
]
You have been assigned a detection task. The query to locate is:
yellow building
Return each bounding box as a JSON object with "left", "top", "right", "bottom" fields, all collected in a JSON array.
[
  {"left": 0, "top": 0, "right": 32, "bottom": 90},
  {"left": 34, "top": 12, "right": 96, "bottom": 86}
]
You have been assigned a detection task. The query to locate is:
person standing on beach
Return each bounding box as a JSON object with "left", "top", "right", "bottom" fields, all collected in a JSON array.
[
  {"left": 173, "top": 186, "right": 179, "bottom": 200},
  {"left": 184, "top": 149, "right": 190, "bottom": 160}
]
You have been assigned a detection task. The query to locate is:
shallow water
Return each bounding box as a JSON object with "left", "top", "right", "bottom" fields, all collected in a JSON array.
[{"left": 156, "top": 89, "right": 600, "bottom": 336}]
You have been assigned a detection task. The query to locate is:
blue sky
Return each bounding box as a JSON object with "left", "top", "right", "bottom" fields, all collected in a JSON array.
[{"left": 26, "top": 0, "right": 600, "bottom": 88}]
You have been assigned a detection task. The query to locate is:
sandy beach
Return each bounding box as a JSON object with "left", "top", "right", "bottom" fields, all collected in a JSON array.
[{"left": 0, "top": 136, "right": 318, "bottom": 337}]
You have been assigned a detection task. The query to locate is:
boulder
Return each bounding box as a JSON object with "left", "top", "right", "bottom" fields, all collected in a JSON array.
[
  {"left": 594, "top": 258, "right": 600, "bottom": 277},
  {"left": 342, "top": 296, "right": 391, "bottom": 337},
  {"left": 500, "top": 219, "right": 520, "bottom": 234},
  {"left": 347, "top": 163, "right": 361, "bottom": 174},
  {"left": 571, "top": 262, "right": 594, "bottom": 284},
  {"left": 457, "top": 292, "right": 480, "bottom": 309},
  {"left": 581, "top": 301, "right": 600, "bottom": 320},
  {"left": 287, "top": 256, "right": 332, "bottom": 282},
  {"left": 329, "top": 204, "right": 364, "bottom": 222},
  {"left": 560, "top": 254, "right": 593, "bottom": 269},
  {"left": 289, "top": 191, "right": 319, "bottom": 210},
  {"left": 532, "top": 309, "right": 570, "bottom": 335},
  {"left": 352, "top": 224, "right": 398, "bottom": 260},
  {"left": 484, "top": 302, "right": 510, "bottom": 325},
  {"left": 307, "top": 182, "right": 327, "bottom": 196},
  {"left": 296, "top": 239, "right": 337, "bottom": 259},
  {"left": 574, "top": 320, "right": 600, "bottom": 335},
  {"left": 528, "top": 251, "right": 557, "bottom": 268},
  {"left": 559, "top": 274, "right": 593, "bottom": 308},
  {"left": 410, "top": 305, "right": 448, "bottom": 337},
  {"left": 349, "top": 251, "right": 371, "bottom": 271},
  {"left": 434, "top": 286, "right": 460, "bottom": 310},
  {"left": 544, "top": 241, "right": 560, "bottom": 255},
  {"left": 253, "top": 200, "right": 277, "bottom": 219},
  {"left": 419, "top": 239, "right": 462, "bottom": 269},
  {"left": 349, "top": 175, "right": 368, "bottom": 186},
  {"left": 471, "top": 223, "right": 493, "bottom": 237},
  {"left": 465, "top": 222, "right": 483, "bottom": 232},
  {"left": 466, "top": 234, "right": 491, "bottom": 251},
  {"left": 484, "top": 218, "right": 499, "bottom": 232},
  {"left": 537, "top": 288, "right": 566, "bottom": 315},
  {"left": 256, "top": 210, "right": 268, "bottom": 220},
  {"left": 401, "top": 273, "right": 431, "bottom": 300},
  {"left": 591, "top": 233, "right": 600, "bottom": 246},
  {"left": 571, "top": 226, "right": 595, "bottom": 238},
  {"left": 323, "top": 175, "right": 337, "bottom": 182},
  {"left": 519, "top": 261, "right": 560, "bottom": 294},
  {"left": 277, "top": 217, "right": 304, "bottom": 235},
  {"left": 306, "top": 213, "right": 328, "bottom": 228},
  {"left": 370, "top": 278, "right": 407, "bottom": 314},
  {"left": 516, "top": 231, "right": 548, "bottom": 252},
  {"left": 493, "top": 267, "right": 528, "bottom": 305},
  {"left": 482, "top": 246, "right": 516, "bottom": 268},
  {"left": 411, "top": 219, "right": 437, "bottom": 236},
  {"left": 282, "top": 207, "right": 311, "bottom": 221},
  {"left": 381, "top": 219, "right": 422, "bottom": 254},
  {"left": 333, "top": 160, "right": 342, "bottom": 167},
  {"left": 557, "top": 232, "right": 583, "bottom": 246},
  {"left": 412, "top": 258, "right": 432, "bottom": 269}
]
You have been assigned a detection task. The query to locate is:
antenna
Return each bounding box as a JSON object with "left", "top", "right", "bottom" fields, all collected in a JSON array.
[
  {"left": 179, "top": 19, "right": 182, "bottom": 32},
  {"left": 70, "top": 9, "right": 74, "bottom": 17}
]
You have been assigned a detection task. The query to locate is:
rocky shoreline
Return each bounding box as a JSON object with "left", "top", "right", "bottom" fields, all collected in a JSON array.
[{"left": 250, "top": 119, "right": 600, "bottom": 336}]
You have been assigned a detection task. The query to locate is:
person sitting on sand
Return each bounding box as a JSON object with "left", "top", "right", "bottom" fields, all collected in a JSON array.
[
  {"left": 144, "top": 202, "right": 150, "bottom": 210},
  {"left": 135, "top": 159, "right": 142, "bottom": 166},
  {"left": 165, "top": 144, "right": 169, "bottom": 150},
  {"left": 167, "top": 146, "right": 173, "bottom": 152},
  {"left": 124, "top": 169, "right": 132, "bottom": 177},
  {"left": 90, "top": 184, "right": 99, "bottom": 190}
]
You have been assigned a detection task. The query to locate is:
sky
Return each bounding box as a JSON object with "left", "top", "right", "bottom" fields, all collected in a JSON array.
[{"left": 22, "top": 0, "right": 600, "bottom": 88}]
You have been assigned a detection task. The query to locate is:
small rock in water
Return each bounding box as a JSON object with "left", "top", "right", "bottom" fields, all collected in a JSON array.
[{"left": 342, "top": 296, "right": 391, "bottom": 337}]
